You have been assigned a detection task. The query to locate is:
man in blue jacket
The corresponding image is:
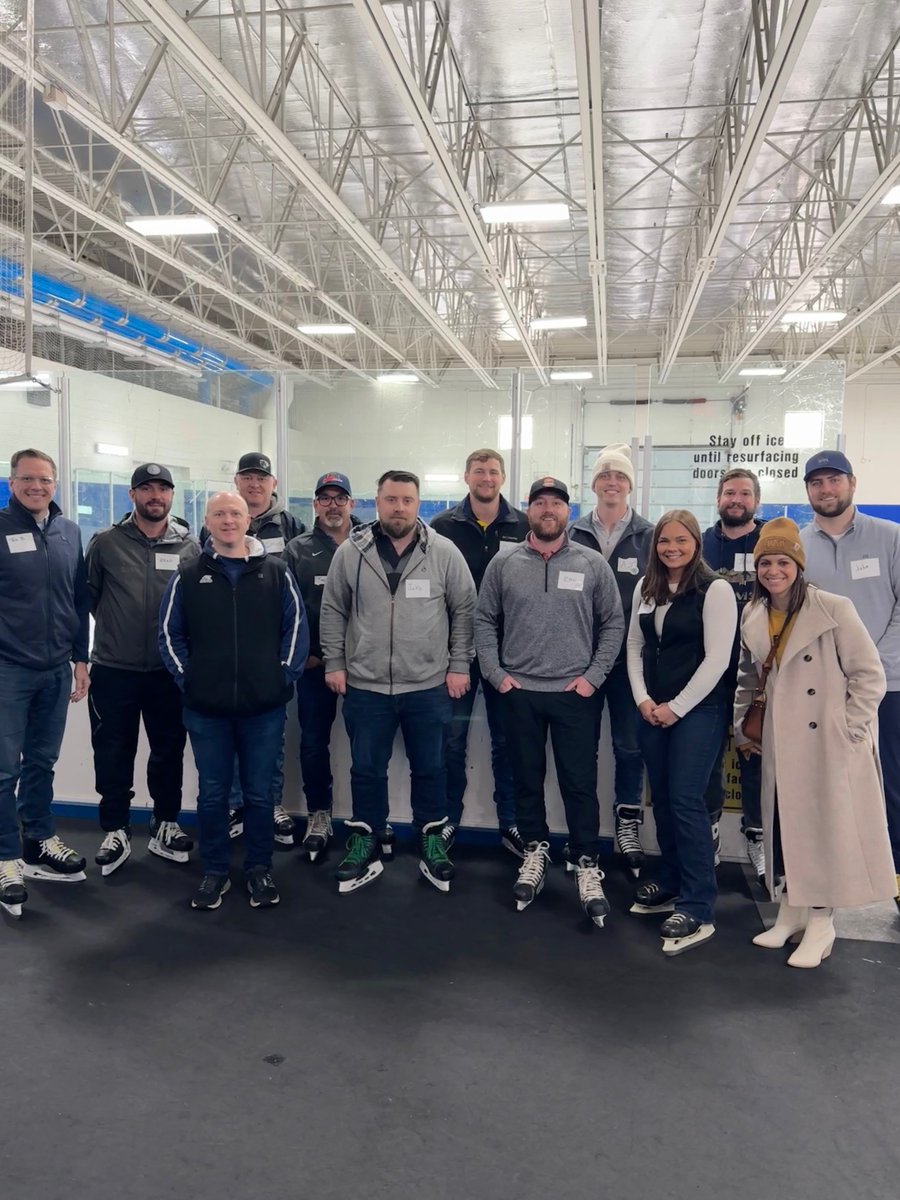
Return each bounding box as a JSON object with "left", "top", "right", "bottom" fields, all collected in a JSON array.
[
  {"left": 0, "top": 448, "right": 90, "bottom": 917},
  {"left": 159, "top": 491, "right": 308, "bottom": 911}
]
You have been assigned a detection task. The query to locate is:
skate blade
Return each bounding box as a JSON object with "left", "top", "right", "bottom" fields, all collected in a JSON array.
[
  {"left": 274, "top": 834, "right": 295, "bottom": 847},
  {"left": 1, "top": 901, "right": 24, "bottom": 918},
  {"left": 305, "top": 846, "right": 321, "bottom": 862},
  {"left": 629, "top": 900, "right": 676, "bottom": 915},
  {"left": 337, "top": 860, "right": 384, "bottom": 894},
  {"left": 419, "top": 861, "right": 451, "bottom": 892},
  {"left": 662, "top": 923, "right": 715, "bottom": 956},
  {"left": 591, "top": 914, "right": 607, "bottom": 928},
  {"left": 626, "top": 865, "right": 641, "bottom": 879},
  {"left": 515, "top": 898, "right": 532, "bottom": 912},
  {"left": 564, "top": 860, "right": 575, "bottom": 874},
  {"left": 147, "top": 842, "right": 189, "bottom": 864},
  {"left": 98, "top": 843, "right": 132, "bottom": 876},
  {"left": 22, "top": 865, "right": 86, "bottom": 883}
]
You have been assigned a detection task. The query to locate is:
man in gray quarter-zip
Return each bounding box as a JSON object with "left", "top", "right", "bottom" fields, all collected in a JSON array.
[{"left": 319, "top": 469, "right": 475, "bottom": 895}]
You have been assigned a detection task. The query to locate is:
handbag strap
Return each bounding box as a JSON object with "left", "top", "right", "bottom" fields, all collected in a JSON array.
[{"left": 757, "top": 608, "right": 796, "bottom": 692}]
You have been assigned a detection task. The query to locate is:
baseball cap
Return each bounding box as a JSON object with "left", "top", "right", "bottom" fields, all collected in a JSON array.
[
  {"left": 528, "top": 476, "right": 570, "bottom": 504},
  {"left": 314, "top": 471, "right": 352, "bottom": 497},
  {"left": 803, "top": 450, "right": 853, "bottom": 481},
  {"left": 236, "top": 452, "right": 274, "bottom": 475},
  {"left": 131, "top": 463, "right": 174, "bottom": 488}
]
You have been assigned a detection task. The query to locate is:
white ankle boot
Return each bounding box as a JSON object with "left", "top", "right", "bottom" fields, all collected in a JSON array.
[
  {"left": 752, "top": 894, "right": 808, "bottom": 948},
  {"left": 787, "top": 907, "right": 835, "bottom": 968}
]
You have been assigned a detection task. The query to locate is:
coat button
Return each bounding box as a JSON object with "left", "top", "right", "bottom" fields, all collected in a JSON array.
[
  {"left": 803, "top": 654, "right": 812, "bottom": 661},
  {"left": 809, "top": 721, "right": 817, "bottom": 729},
  {"left": 807, "top": 688, "right": 815, "bottom": 695}
]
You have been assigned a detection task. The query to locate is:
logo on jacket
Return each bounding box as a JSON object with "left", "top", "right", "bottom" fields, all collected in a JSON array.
[{"left": 199, "top": 574, "right": 213, "bottom": 583}]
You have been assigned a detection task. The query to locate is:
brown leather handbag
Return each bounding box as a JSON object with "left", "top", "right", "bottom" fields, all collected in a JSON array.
[{"left": 741, "top": 639, "right": 779, "bottom": 744}]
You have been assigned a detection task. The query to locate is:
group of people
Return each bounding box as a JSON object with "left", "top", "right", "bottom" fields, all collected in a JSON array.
[{"left": 1, "top": 440, "right": 897, "bottom": 968}]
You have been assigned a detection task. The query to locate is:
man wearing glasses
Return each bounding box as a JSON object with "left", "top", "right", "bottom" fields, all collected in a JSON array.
[
  {"left": 284, "top": 473, "right": 360, "bottom": 862},
  {"left": 0, "top": 449, "right": 91, "bottom": 917}
]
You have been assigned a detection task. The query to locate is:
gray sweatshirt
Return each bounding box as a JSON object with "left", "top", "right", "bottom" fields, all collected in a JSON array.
[
  {"left": 800, "top": 508, "right": 900, "bottom": 690},
  {"left": 319, "top": 519, "right": 475, "bottom": 694},
  {"left": 475, "top": 535, "right": 624, "bottom": 691}
]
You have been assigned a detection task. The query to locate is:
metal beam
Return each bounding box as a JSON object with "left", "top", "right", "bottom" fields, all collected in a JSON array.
[
  {"left": 657, "top": 0, "right": 821, "bottom": 381},
  {"left": 782, "top": 280, "right": 900, "bottom": 380}
]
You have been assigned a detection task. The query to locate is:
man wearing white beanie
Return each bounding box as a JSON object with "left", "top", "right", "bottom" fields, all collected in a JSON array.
[{"left": 570, "top": 443, "right": 653, "bottom": 874}]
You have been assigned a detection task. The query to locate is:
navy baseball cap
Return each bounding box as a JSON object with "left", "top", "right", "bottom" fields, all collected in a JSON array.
[
  {"left": 236, "top": 452, "right": 274, "bottom": 475},
  {"left": 315, "top": 471, "right": 352, "bottom": 497},
  {"left": 131, "top": 462, "right": 174, "bottom": 488},
  {"left": 803, "top": 450, "right": 853, "bottom": 482},
  {"left": 528, "top": 476, "right": 570, "bottom": 504}
]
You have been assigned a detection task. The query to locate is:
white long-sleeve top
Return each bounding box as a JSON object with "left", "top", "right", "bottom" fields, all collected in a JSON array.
[{"left": 626, "top": 576, "right": 737, "bottom": 717}]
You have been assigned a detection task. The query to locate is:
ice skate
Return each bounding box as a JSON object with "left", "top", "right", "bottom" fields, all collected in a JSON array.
[
  {"left": 378, "top": 824, "right": 395, "bottom": 860},
  {"left": 513, "top": 840, "right": 551, "bottom": 911},
  {"left": 440, "top": 821, "right": 457, "bottom": 852},
  {"left": 148, "top": 819, "right": 193, "bottom": 864},
  {"left": 0, "top": 859, "right": 26, "bottom": 918},
  {"left": 22, "top": 836, "right": 86, "bottom": 882},
  {"left": 419, "top": 820, "right": 455, "bottom": 892},
  {"left": 574, "top": 857, "right": 610, "bottom": 927},
  {"left": 630, "top": 880, "right": 678, "bottom": 914},
  {"left": 302, "top": 810, "right": 332, "bottom": 862},
  {"left": 660, "top": 911, "right": 715, "bottom": 955},
  {"left": 744, "top": 827, "right": 766, "bottom": 884},
  {"left": 336, "top": 821, "right": 385, "bottom": 894},
  {"left": 95, "top": 827, "right": 131, "bottom": 876},
  {"left": 273, "top": 806, "right": 296, "bottom": 847},
  {"left": 614, "top": 804, "right": 645, "bottom": 877},
  {"left": 501, "top": 825, "right": 527, "bottom": 859}
]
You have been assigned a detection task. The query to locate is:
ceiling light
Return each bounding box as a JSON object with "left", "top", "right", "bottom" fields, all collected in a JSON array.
[
  {"left": 424, "top": 474, "right": 460, "bottom": 483},
  {"left": 780, "top": 310, "right": 846, "bottom": 326},
  {"left": 880, "top": 185, "right": 900, "bottom": 205},
  {"left": 376, "top": 372, "right": 419, "bottom": 383},
  {"left": 531, "top": 315, "right": 587, "bottom": 331},
  {"left": 95, "top": 443, "right": 130, "bottom": 457},
  {"left": 550, "top": 370, "right": 593, "bottom": 381},
  {"left": 125, "top": 215, "right": 218, "bottom": 237},
  {"left": 739, "top": 366, "right": 787, "bottom": 377},
  {"left": 297, "top": 323, "right": 355, "bottom": 335},
  {"left": 480, "top": 202, "right": 570, "bottom": 224}
]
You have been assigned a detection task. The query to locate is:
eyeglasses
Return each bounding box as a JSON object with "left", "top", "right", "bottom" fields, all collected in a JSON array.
[
  {"left": 316, "top": 494, "right": 349, "bottom": 507},
  {"left": 12, "top": 475, "right": 55, "bottom": 486}
]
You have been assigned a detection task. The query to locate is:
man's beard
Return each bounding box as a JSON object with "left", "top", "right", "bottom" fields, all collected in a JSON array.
[
  {"left": 381, "top": 516, "right": 416, "bottom": 540},
  {"left": 719, "top": 507, "right": 754, "bottom": 528},
  {"left": 531, "top": 518, "right": 564, "bottom": 542},
  {"left": 811, "top": 495, "right": 853, "bottom": 519},
  {"left": 135, "top": 500, "right": 170, "bottom": 523}
]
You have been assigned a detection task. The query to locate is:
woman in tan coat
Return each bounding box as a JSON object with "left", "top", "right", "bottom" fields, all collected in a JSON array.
[{"left": 735, "top": 517, "right": 895, "bottom": 968}]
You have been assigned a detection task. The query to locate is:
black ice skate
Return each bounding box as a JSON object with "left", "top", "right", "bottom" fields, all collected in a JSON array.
[
  {"left": 0, "top": 859, "right": 27, "bottom": 918},
  {"left": 336, "top": 822, "right": 385, "bottom": 894},
  {"left": 148, "top": 819, "right": 193, "bottom": 864},
  {"left": 273, "top": 806, "right": 295, "bottom": 847},
  {"left": 419, "top": 820, "right": 455, "bottom": 892},
  {"left": 302, "top": 810, "right": 333, "bottom": 862},
  {"left": 660, "top": 911, "right": 715, "bottom": 956},
  {"left": 614, "top": 804, "right": 645, "bottom": 877},
  {"left": 95, "top": 827, "right": 132, "bottom": 876},
  {"left": 574, "top": 857, "right": 610, "bottom": 927},
  {"left": 513, "top": 841, "right": 551, "bottom": 911},
  {"left": 22, "top": 836, "right": 87, "bottom": 882}
]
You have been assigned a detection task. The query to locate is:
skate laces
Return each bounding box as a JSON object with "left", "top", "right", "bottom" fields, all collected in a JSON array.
[
  {"left": 518, "top": 842, "right": 550, "bottom": 884},
  {"left": 575, "top": 860, "right": 606, "bottom": 899},
  {"left": 423, "top": 832, "right": 450, "bottom": 864},
  {"left": 616, "top": 816, "right": 642, "bottom": 855},
  {"left": 273, "top": 806, "right": 291, "bottom": 823},
  {"left": 0, "top": 859, "right": 24, "bottom": 885},
  {"left": 155, "top": 821, "right": 181, "bottom": 843},
  {"left": 41, "top": 835, "right": 77, "bottom": 862},
  {"left": 99, "top": 830, "right": 126, "bottom": 851},
  {"left": 662, "top": 912, "right": 694, "bottom": 935},
  {"left": 306, "top": 811, "right": 332, "bottom": 838},
  {"left": 343, "top": 830, "right": 375, "bottom": 865}
]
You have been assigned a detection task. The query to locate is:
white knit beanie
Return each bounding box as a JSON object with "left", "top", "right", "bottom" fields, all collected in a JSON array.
[{"left": 591, "top": 442, "right": 635, "bottom": 489}]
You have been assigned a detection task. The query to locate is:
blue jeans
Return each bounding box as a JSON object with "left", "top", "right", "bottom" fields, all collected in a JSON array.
[
  {"left": 227, "top": 737, "right": 285, "bottom": 809},
  {"left": 342, "top": 685, "right": 451, "bottom": 830},
  {"left": 0, "top": 662, "right": 72, "bottom": 859},
  {"left": 445, "top": 656, "right": 516, "bottom": 828},
  {"left": 183, "top": 705, "right": 286, "bottom": 875},
  {"left": 638, "top": 702, "right": 728, "bottom": 924},
  {"left": 597, "top": 659, "right": 644, "bottom": 812},
  {"left": 297, "top": 665, "right": 339, "bottom": 811}
]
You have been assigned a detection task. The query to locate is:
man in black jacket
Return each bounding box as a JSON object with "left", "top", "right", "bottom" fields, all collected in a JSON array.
[
  {"left": 431, "top": 448, "right": 529, "bottom": 855},
  {"left": 159, "top": 492, "right": 308, "bottom": 911},
  {"left": 284, "top": 472, "right": 359, "bottom": 862},
  {"left": 570, "top": 443, "right": 653, "bottom": 875},
  {"left": 85, "top": 463, "right": 200, "bottom": 877}
]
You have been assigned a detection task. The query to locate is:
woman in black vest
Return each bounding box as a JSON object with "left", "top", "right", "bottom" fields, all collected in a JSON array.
[{"left": 626, "top": 509, "right": 737, "bottom": 955}]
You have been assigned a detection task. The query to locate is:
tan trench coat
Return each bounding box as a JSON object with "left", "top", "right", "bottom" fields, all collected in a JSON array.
[{"left": 735, "top": 585, "right": 895, "bottom": 908}]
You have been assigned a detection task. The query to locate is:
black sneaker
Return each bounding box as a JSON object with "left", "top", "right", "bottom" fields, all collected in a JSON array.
[
  {"left": 228, "top": 809, "right": 243, "bottom": 840},
  {"left": 501, "top": 825, "right": 527, "bottom": 859},
  {"left": 95, "top": 827, "right": 132, "bottom": 877},
  {"left": 22, "top": 836, "right": 87, "bottom": 881},
  {"left": 191, "top": 874, "right": 231, "bottom": 910},
  {"left": 246, "top": 866, "right": 280, "bottom": 908},
  {"left": 419, "top": 820, "right": 455, "bottom": 892},
  {"left": 630, "top": 880, "right": 678, "bottom": 914}
]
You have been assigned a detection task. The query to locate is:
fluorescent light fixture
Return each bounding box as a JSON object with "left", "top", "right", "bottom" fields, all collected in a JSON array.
[
  {"left": 780, "top": 310, "right": 846, "bottom": 326},
  {"left": 498, "top": 414, "right": 534, "bottom": 451},
  {"left": 480, "top": 202, "right": 570, "bottom": 224},
  {"left": 424, "top": 473, "right": 461, "bottom": 483},
  {"left": 297, "top": 323, "right": 355, "bottom": 335},
  {"left": 739, "top": 366, "right": 787, "bottom": 377},
  {"left": 0, "top": 371, "right": 51, "bottom": 391},
  {"left": 95, "top": 442, "right": 130, "bottom": 457},
  {"left": 783, "top": 410, "right": 825, "bottom": 449},
  {"left": 550, "top": 370, "right": 593, "bottom": 381},
  {"left": 125, "top": 215, "right": 218, "bottom": 237},
  {"left": 531, "top": 315, "right": 587, "bottom": 331},
  {"left": 880, "top": 185, "right": 900, "bottom": 205},
  {"left": 376, "top": 372, "right": 419, "bottom": 383}
]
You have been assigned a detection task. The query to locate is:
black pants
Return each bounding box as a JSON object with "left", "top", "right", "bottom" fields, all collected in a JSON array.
[
  {"left": 88, "top": 665, "right": 187, "bottom": 831},
  {"left": 501, "top": 689, "right": 600, "bottom": 858}
]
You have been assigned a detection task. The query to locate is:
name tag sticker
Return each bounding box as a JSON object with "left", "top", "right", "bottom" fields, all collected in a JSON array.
[
  {"left": 314, "top": 575, "right": 328, "bottom": 586},
  {"left": 617, "top": 557, "right": 638, "bottom": 575},
  {"left": 405, "top": 579, "right": 431, "bottom": 599},
  {"left": 557, "top": 571, "right": 585, "bottom": 591},
  {"left": 6, "top": 533, "right": 36, "bottom": 554},
  {"left": 851, "top": 557, "right": 881, "bottom": 581},
  {"left": 154, "top": 553, "right": 181, "bottom": 571},
  {"left": 734, "top": 553, "right": 755, "bottom": 573},
  {"left": 261, "top": 536, "right": 285, "bottom": 552}
]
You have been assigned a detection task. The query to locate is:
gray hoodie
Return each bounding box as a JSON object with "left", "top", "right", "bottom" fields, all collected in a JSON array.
[{"left": 320, "top": 519, "right": 475, "bottom": 694}]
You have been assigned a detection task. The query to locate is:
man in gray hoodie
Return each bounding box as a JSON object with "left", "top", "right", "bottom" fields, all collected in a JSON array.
[
  {"left": 476, "top": 477, "right": 624, "bottom": 926},
  {"left": 320, "top": 469, "right": 475, "bottom": 895}
]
